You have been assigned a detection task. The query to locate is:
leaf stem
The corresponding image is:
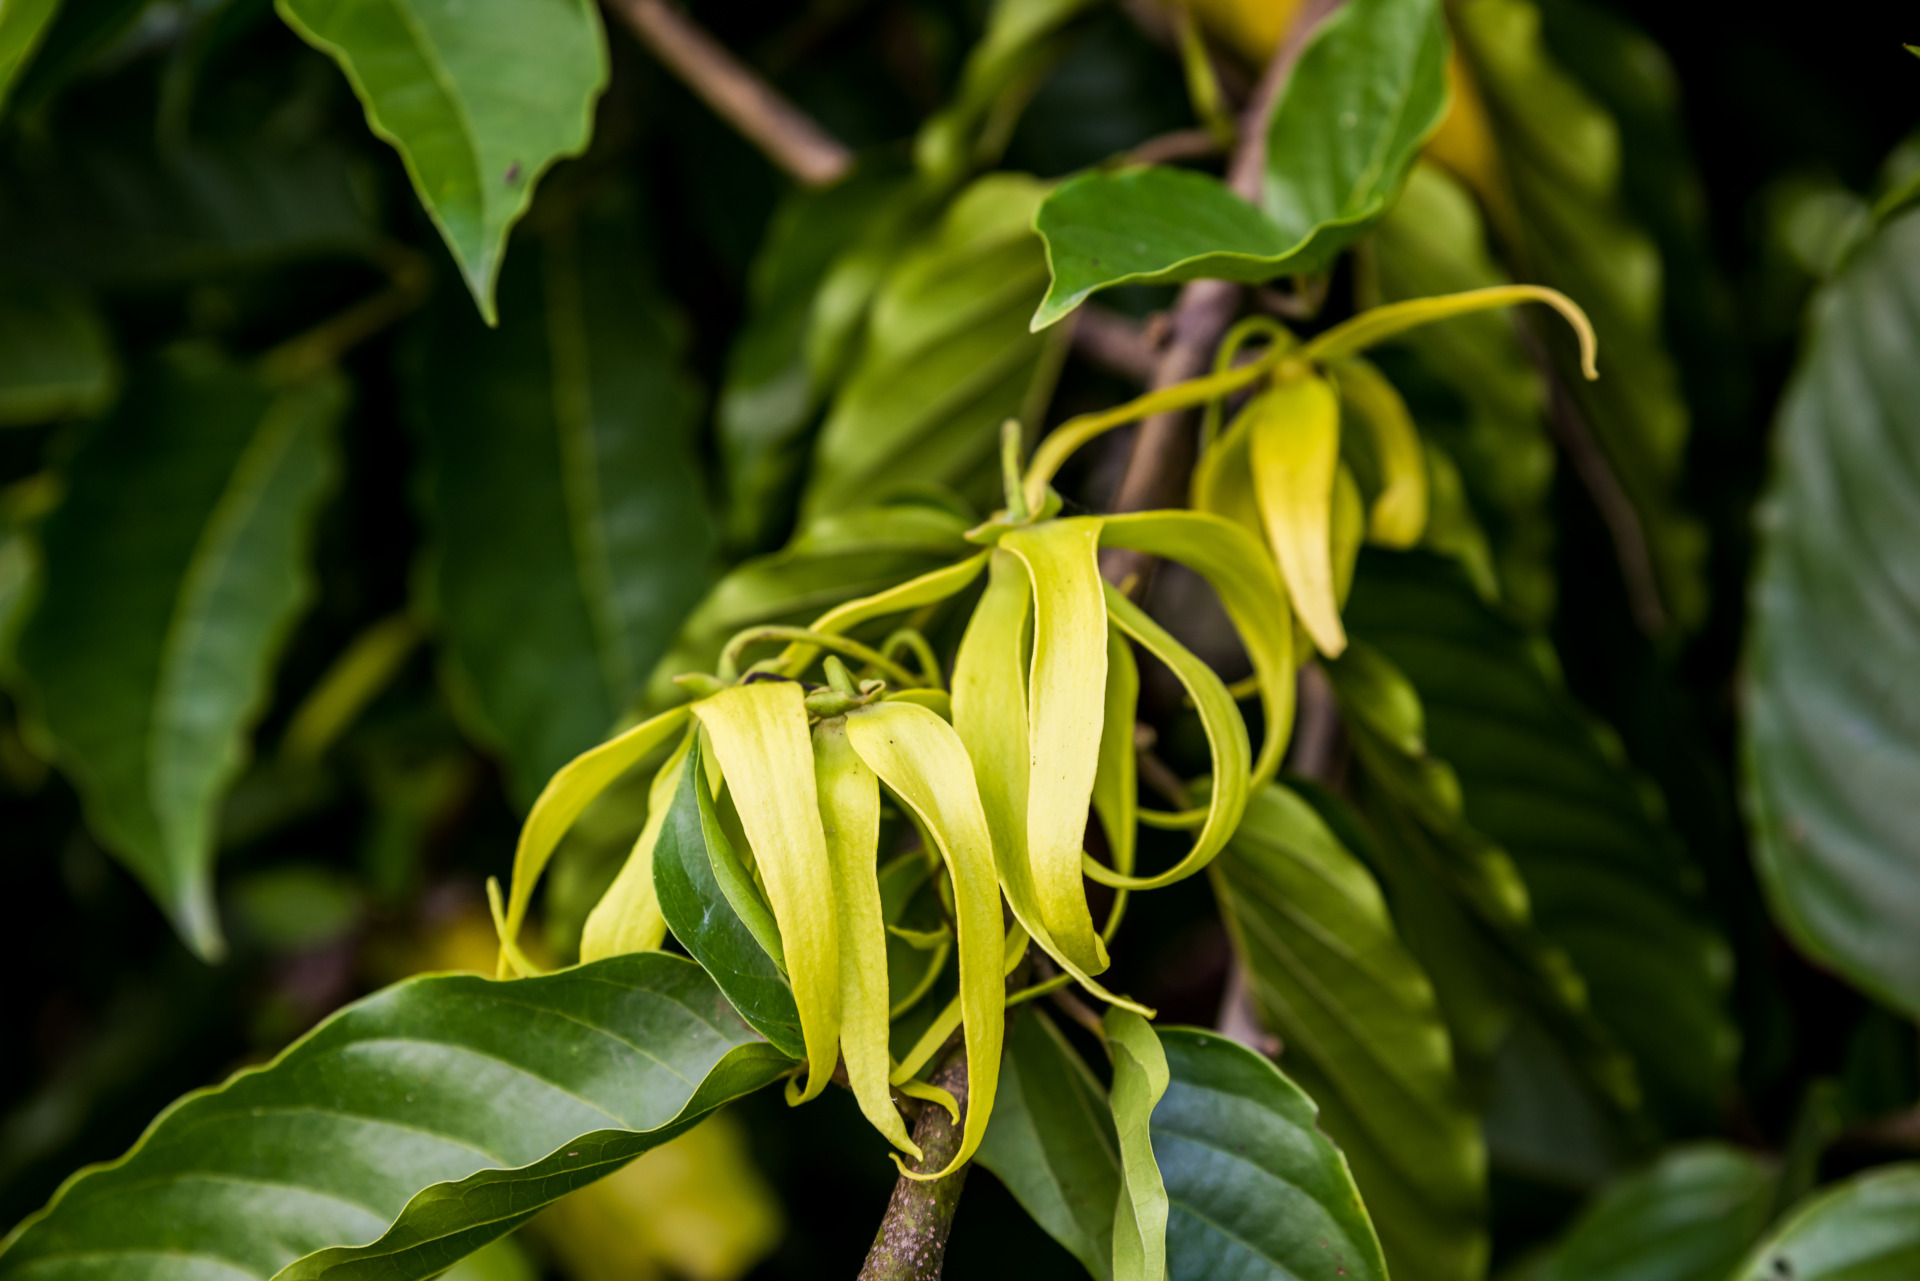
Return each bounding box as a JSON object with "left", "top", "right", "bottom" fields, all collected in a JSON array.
[{"left": 609, "top": 0, "right": 853, "bottom": 187}]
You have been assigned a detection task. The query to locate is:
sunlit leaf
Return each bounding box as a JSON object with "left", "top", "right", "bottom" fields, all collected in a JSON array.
[
  {"left": 1732, "top": 1163, "right": 1920, "bottom": 1281},
  {"left": 277, "top": 0, "right": 607, "bottom": 320},
  {"left": 1216, "top": 782, "right": 1486, "bottom": 1281},
  {"left": 0, "top": 955, "right": 793, "bottom": 1281},
  {"left": 14, "top": 348, "right": 344, "bottom": 959},
  {"left": 0, "top": 0, "right": 59, "bottom": 116},
  {"left": 1744, "top": 206, "right": 1920, "bottom": 1019},
  {"left": 411, "top": 192, "right": 713, "bottom": 804}
]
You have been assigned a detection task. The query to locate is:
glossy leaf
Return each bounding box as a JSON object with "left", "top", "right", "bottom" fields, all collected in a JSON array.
[
  {"left": 0, "top": 954, "right": 792, "bottom": 1280},
  {"left": 1733, "top": 1163, "right": 1920, "bottom": 1281},
  {"left": 1106, "top": 1010, "right": 1170, "bottom": 1281},
  {"left": 801, "top": 173, "right": 1059, "bottom": 520},
  {"left": 1154, "top": 1028, "right": 1389, "bottom": 1281},
  {"left": 0, "top": 279, "right": 115, "bottom": 426},
  {"left": 1349, "top": 549, "right": 1733, "bottom": 1126},
  {"left": 1215, "top": 782, "right": 1486, "bottom": 1281},
  {"left": 651, "top": 747, "right": 806, "bottom": 1058},
  {"left": 0, "top": 0, "right": 59, "bottom": 115},
  {"left": 1030, "top": 0, "right": 1448, "bottom": 327},
  {"left": 278, "top": 0, "right": 607, "bottom": 320},
  {"left": 15, "top": 348, "right": 344, "bottom": 959},
  {"left": 1744, "top": 206, "right": 1920, "bottom": 1019},
  {"left": 1519, "top": 1144, "right": 1775, "bottom": 1281},
  {"left": 977, "top": 1009, "right": 1123, "bottom": 1281},
  {"left": 647, "top": 500, "right": 973, "bottom": 707},
  {"left": 411, "top": 195, "right": 713, "bottom": 804}
]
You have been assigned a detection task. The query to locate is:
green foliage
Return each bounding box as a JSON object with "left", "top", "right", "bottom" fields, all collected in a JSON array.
[
  {"left": 0, "top": 0, "right": 59, "bottom": 113},
  {"left": 1733, "top": 1164, "right": 1920, "bottom": 1281},
  {"left": 278, "top": 0, "right": 607, "bottom": 321},
  {"left": 0, "top": 954, "right": 791, "bottom": 1279},
  {"left": 1216, "top": 782, "right": 1485, "bottom": 1281},
  {"left": 410, "top": 192, "right": 712, "bottom": 804},
  {"left": 1744, "top": 206, "right": 1920, "bottom": 1019},
  {"left": 15, "top": 349, "right": 345, "bottom": 959},
  {"left": 1031, "top": 0, "right": 1448, "bottom": 327},
  {"left": 0, "top": 280, "right": 115, "bottom": 426}
]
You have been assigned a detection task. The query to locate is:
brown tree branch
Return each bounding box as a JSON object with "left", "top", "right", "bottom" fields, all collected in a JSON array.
[
  {"left": 608, "top": 0, "right": 853, "bottom": 187},
  {"left": 857, "top": 1048, "right": 973, "bottom": 1281},
  {"left": 1072, "top": 305, "right": 1165, "bottom": 384}
]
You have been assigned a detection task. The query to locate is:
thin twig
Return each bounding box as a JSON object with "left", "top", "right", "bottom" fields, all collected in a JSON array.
[
  {"left": 857, "top": 1048, "right": 972, "bottom": 1281},
  {"left": 1072, "top": 306, "right": 1164, "bottom": 384},
  {"left": 608, "top": 0, "right": 853, "bottom": 187},
  {"left": 1128, "top": 125, "right": 1228, "bottom": 167}
]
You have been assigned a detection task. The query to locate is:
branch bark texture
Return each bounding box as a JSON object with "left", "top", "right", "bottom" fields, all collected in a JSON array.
[{"left": 857, "top": 1051, "right": 972, "bottom": 1281}]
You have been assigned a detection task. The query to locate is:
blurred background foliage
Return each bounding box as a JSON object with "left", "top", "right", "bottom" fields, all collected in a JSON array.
[{"left": 0, "top": 0, "right": 1916, "bottom": 1277}]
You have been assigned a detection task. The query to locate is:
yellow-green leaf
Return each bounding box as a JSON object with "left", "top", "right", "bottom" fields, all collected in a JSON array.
[
  {"left": 693, "top": 682, "right": 841, "bottom": 1104},
  {"left": 1105, "top": 1009, "right": 1170, "bottom": 1281}
]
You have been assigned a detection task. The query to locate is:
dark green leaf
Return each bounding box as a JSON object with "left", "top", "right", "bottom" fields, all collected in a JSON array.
[
  {"left": 1155, "top": 1028, "right": 1389, "bottom": 1281},
  {"left": 1743, "top": 207, "right": 1920, "bottom": 1018},
  {"left": 647, "top": 500, "right": 973, "bottom": 707},
  {"left": 1030, "top": 0, "right": 1448, "bottom": 328},
  {"left": 978, "top": 1009, "right": 1123, "bottom": 1281},
  {"left": 276, "top": 0, "right": 607, "bottom": 320},
  {"left": 0, "top": 279, "right": 116, "bottom": 425},
  {"left": 717, "top": 162, "right": 915, "bottom": 553},
  {"left": 1347, "top": 550, "right": 1733, "bottom": 1127},
  {"left": 14, "top": 348, "right": 345, "bottom": 959},
  {"left": 411, "top": 194, "right": 713, "bottom": 806},
  {"left": 652, "top": 751, "right": 805, "bottom": 1058},
  {"left": 1455, "top": 0, "right": 1704, "bottom": 629},
  {"left": 0, "top": 0, "right": 59, "bottom": 115},
  {"left": 1216, "top": 782, "right": 1486, "bottom": 1281},
  {"left": 1732, "top": 1163, "right": 1920, "bottom": 1281},
  {"left": 1515, "top": 1144, "right": 1775, "bottom": 1281},
  {"left": 0, "top": 954, "right": 793, "bottom": 1280},
  {"left": 800, "top": 172, "right": 1061, "bottom": 521},
  {"left": 2, "top": 0, "right": 145, "bottom": 119}
]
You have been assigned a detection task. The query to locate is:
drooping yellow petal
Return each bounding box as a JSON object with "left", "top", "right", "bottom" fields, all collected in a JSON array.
[
  {"left": 1191, "top": 396, "right": 1266, "bottom": 541},
  {"left": 693, "top": 683, "right": 841, "bottom": 1104},
  {"left": 1300, "top": 284, "right": 1598, "bottom": 379},
  {"left": 812, "top": 717, "right": 918, "bottom": 1158},
  {"left": 579, "top": 730, "right": 695, "bottom": 962},
  {"left": 772, "top": 552, "right": 990, "bottom": 677},
  {"left": 1087, "top": 583, "right": 1250, "bottom": 891},
  {"left": 888, "top": 920, "right": 1030, "bottom": 1090},
  {"left": 844, "top": 700, "right": 1007, "bottom": 1180},
  {"left": 999, "top": 518, "right": 1110, "bottom": 978},
  {"left": 498, "top": 704, "right": 692, "bottom": 976},
  {"left": 1091, "top": 626, "right": 1139, "bottom": 894},
  {"left": 1098, "top": 511, "right": 1294, "bottom": 792},
  {"left": 1334, "top": 358, "right": 1429, "bottom": 548},
  {"left": 1332, "top": 462, "right": 1366, "bottom": 613},
  {"left": 951, "top": 549, "right": 1146, "bottom": 1012},
  {"left": 1248, "top": 375, "right": 1347, "bottom": 657}
]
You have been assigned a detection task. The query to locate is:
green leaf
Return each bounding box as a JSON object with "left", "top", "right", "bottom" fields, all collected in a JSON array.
[
  {"left": 1732, "top": 1163, "right": 1920, "bottom": 1281},
  {"left": 1106, "top": 1010, "right": 1170, "bottom": 1281},
  {"left": 0, "top": 279, "right": 115, "bottom": 426},
  {"left": 717, "top": 162, "right": 916, "bottom": 552},
  {"left": 1347, "top": 550, "right": 1734, "bottom": 1128},
  {"left": 0, "top": 132, "right": 377, "bottom": 284},
  {"left": 1369, "top": 162, "right": 1557, "bottom": 622},
  {"left": 978, "top": 1009, "right": 1123, "bottom": 1281},
  {"left": 1743, "top": 207, "right": 1920, "bottom": 1019},
  {"left": 1029, "top": 0, "right": 1448, "bottom": 328},
  {"left": 14, "top": 348, "right": 345, "bottom": 959},
  {"left": 1215, "top": 782, "right": 1486, "bottom": 1281},
  {"left": 651, "top": 749, "right": 807, "bottom": 1058},
  {"left": 1518, "top": 1143, "right": 1776, "bottom": 1281},
  {"left": 0, "top": 954, "right": 794, "bottom": 1280},
  {"left": 647, "top": 500, "right": 973, "bottom": 707},
  {"left": 1155, "top": 1028, "right": 1389, "bottom": 1281},
  {"left": 410, "top": 193, "right": 713, "bottom": 806},
  {"left": 276, "top": 0, "right": 608, "bottom": 321},
  {"left": 0, "top": 0, "right": 59, "bottom": 116},
  {"left": 1454, "top": 0, "right": 1705, "bottom": 628},
  {"left": 801, "top": 173, "right": 1061, "bottom": 521}
]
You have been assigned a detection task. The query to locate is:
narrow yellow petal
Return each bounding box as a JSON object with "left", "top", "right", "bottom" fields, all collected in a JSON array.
[
  {"left": 813, "top": 718, "right": 919, "bottom": 1158},
  {"left": 1098, "top": 510, "right": 1294, "bottom": 792},
  {"left": 1088, "top": 584, "right": 1250, "bottom": 891},
  {"left": 1000, "top": 519, "right": 1110, "bottom": 977},
  {"left": 498, "top": 705, "right": 692, "bottom": 977},
  {"left": 844, "top": 700, "right": 1007, "bottom": 1179},
  {"left": 1091, "top": 627, "right": 1138, "bottom": 928},
  {"left": 579, "top": 731, "right": 695, "bottom": 962},
  {"left": 951, "top": 550, "right": 1149, "bottom": 1012},
  {"left": 1191, "top": 398, "right": 1266, "bottom": 539},
  {"left": 1334, "top": 358, "right": 1428, "bottom": 548},
  {"left": 693, "top": 683, "right": 841, "bottom": 1104},
  {"left": 1249, "top": 375, "right": 1347, "bottom": 657},
  {"left": 773, "top": 552, "right": 990, "bottom": 677},
  {"left": 1301, "top": 284, "right": 1598, "bottom": 379}
]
